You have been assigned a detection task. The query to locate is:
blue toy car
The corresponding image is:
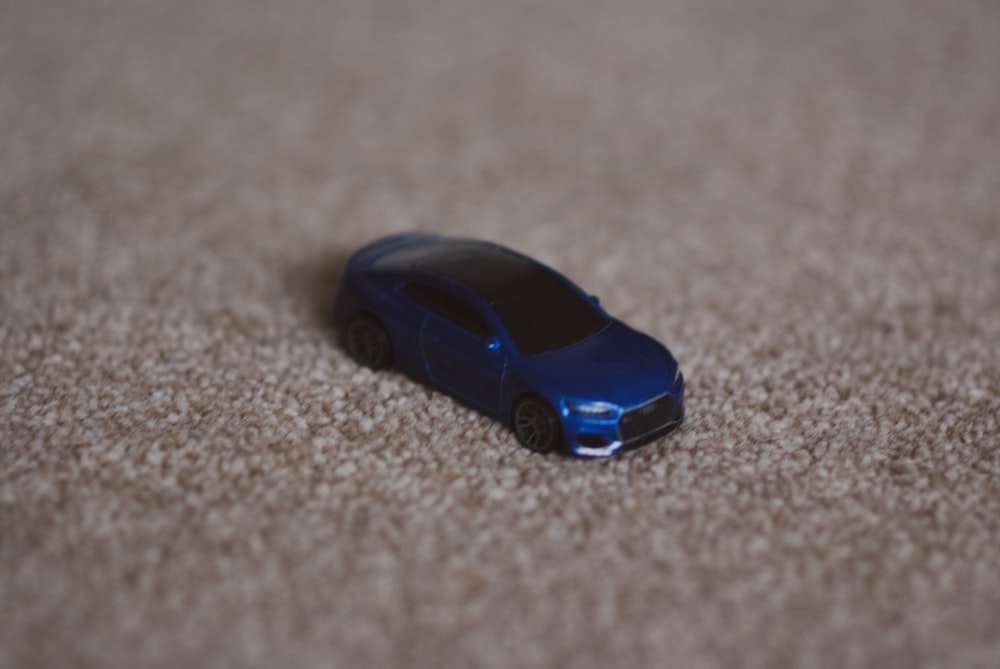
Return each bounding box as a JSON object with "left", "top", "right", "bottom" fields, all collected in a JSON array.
[{"left": 334, "top": 233, "right": 684, "bottom": 456}]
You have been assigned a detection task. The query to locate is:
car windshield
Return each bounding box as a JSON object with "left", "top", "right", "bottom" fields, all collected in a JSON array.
[{"left": 493, "top": 276, "right": 609, "bottom": 356}]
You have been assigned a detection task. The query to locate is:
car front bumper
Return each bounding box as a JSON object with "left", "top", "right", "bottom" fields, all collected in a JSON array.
[{"left": 565, "top": 393, "right": 685, "bottom": 457}]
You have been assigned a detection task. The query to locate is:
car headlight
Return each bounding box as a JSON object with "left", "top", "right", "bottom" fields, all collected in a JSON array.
[{"left": 565, "top": 400, "right": 617, "bottom": 418}]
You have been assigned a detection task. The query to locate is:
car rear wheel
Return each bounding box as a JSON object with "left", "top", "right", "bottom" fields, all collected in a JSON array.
[
  {"left": 513, "top": 396, "right": 562, "bottom": 454},
  {"left": 345, "top": 314, "right": 392, "bottom": 370}
]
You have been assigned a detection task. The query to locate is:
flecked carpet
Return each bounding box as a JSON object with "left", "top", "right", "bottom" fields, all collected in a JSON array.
[{"left": 2, "top": 1, "right": 999, "bottom": 667}]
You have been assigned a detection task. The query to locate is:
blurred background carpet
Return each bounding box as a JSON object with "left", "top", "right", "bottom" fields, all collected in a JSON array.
[{"left": 2, "top": 0, "right": 999, "bottom": 667}]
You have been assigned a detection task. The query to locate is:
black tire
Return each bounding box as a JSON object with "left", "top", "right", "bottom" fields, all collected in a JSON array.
[
  {"left": 345, "top": 314, "right": 392, "bottom": 370},
  {"left": 512, "top": 396, "right": 562, "bottom": 454}
]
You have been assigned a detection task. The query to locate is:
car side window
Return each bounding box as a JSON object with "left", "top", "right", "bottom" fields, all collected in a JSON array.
[{"left": 401, "top": 283, "right": 491, "bottom": 339}]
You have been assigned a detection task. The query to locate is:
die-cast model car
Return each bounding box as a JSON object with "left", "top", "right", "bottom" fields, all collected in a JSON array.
[{"left": 334, "top": 233, "right": 684, "bottom": 456}]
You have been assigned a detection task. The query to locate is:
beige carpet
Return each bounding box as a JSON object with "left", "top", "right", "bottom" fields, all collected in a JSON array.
[{"left": 2, "top": 0, "right": 999, "bottom": 667}]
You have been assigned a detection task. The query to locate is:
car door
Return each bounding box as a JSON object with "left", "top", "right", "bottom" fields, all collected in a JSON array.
[{"left": 401, "top": 282, "right": 506, "bottom": 413}]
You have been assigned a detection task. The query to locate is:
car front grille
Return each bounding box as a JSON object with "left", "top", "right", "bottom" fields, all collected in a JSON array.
[{"left": 619, "top": 394, "right": 675, "bottom": 442}]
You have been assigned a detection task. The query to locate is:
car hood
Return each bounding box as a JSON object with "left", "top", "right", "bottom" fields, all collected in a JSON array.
[{"left": 522, "top": 320, "right": 680, "bottom": 407}]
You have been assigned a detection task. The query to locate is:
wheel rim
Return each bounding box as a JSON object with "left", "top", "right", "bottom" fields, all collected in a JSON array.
[
  {"left": 347, "top": 318, "right": 388, "bottom": 369},
  {"left": 514, "top": 399, "right": 558, "bottom": 453}
]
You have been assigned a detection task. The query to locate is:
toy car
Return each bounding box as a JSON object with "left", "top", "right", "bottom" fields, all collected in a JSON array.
[{"left": 334, "top": 233, "right": 684, "bottom": 456}]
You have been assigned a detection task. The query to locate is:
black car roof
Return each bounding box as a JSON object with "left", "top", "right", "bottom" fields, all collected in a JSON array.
[{"left": 373, "top": 238, "right": 551, "bottom": 303}]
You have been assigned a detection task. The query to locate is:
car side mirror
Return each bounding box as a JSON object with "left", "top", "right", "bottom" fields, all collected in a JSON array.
[{"left": 484, "top": 335, "right": 501, "bottom": 352}]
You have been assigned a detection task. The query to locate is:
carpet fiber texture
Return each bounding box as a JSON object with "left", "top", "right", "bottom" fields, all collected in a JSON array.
[{"left": 2, "top": 1, "right": 999, "bottom": 667}]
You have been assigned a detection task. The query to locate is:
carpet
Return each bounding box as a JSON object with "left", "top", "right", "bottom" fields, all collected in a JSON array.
[{"left": 2, "top": 0, "right": 999, "bottom": 667}]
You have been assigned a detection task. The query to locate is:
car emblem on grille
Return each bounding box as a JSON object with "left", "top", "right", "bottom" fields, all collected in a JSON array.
[{"left": 637, "top": 402, "right": 659, "bottom": 416}]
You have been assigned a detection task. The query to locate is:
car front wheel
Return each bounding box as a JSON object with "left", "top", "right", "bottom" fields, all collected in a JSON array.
[
  {"left": 345, "top": 314, "right": 392, "bottom": 370},
  {"left": 512, "top": 396, "right": 562, "bottom": 454}
]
